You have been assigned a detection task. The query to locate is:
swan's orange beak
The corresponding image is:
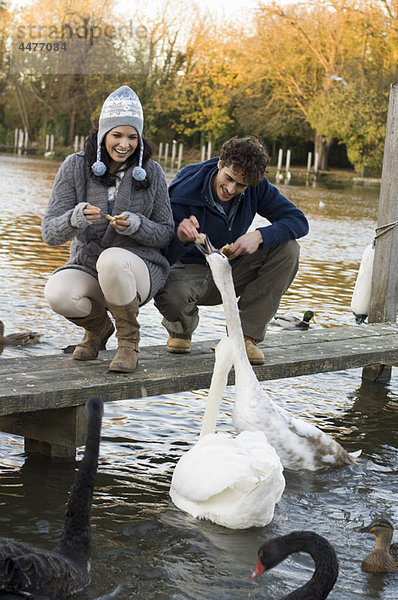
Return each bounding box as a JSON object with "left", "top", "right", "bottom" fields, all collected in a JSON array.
[
  {"left": 194, "top": 233, "right": 217, "bottom": 255},
  {"left": 251, "top": 556, "right": 265, "bottom": 579}
]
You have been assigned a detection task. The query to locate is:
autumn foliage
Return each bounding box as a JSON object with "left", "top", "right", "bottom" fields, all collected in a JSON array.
[{"left": 0, "top": 0, "right": 397, "bottom": 173}]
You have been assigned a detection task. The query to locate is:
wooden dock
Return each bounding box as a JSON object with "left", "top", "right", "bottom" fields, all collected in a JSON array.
[{"left": 1, "top": 323, "right": 397, "bottom": 458}]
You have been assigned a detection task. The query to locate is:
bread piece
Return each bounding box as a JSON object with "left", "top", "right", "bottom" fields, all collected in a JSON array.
[
  {"left": 220, "top": 243, "right": 233, "bottom": 258},
  {"left": 105, "top": 212, "right": 127, "bottom": 222}
]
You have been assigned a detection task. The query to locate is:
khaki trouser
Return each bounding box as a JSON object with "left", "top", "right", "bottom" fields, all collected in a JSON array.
[{"left": 154, "top": 240, "right": 300, "bottom": 342}]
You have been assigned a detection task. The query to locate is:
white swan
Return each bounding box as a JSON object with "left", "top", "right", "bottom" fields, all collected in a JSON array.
[
  {"left": 170, "top": 336, "right": 285, "bottom": 529},
  {"left": 196, "top": 235, "right": 359, "bottom": 471}
]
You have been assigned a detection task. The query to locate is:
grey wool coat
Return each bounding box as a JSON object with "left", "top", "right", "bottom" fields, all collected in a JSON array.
[{"left": 41, "top": 152, "right": 175, "bottom": 301}]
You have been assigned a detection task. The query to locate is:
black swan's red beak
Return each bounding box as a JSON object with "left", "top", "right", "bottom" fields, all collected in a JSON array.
[{"left": 251, "top": 556, "right": 266, "bottom": 579}]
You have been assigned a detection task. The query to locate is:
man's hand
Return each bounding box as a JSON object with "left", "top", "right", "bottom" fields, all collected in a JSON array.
[
  {"left": 227, "top": 230, "right": 263, "bottom": 258},
  {"left": 177, "top": 215, "right": 200, "bottom": 244}
]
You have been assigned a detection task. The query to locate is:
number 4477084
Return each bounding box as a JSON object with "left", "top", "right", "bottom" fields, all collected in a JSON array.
[{"left": 18, "top": 42, "right": 67, "bottom": 51}]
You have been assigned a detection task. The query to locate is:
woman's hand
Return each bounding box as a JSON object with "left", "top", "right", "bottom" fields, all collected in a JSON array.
[
  {"left": 83, "top": 204, "right": 101, "bottom": 223},
  {"left": 110, "top": 217, "right": 130, "bottom": 232},
  {"left": 105, "top": 212, "right": 130, "bottom": 232}
]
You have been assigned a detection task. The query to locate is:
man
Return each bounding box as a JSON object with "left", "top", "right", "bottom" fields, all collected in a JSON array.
[{"left": 154, "top": 136, "right": 309, "bottom": 365}]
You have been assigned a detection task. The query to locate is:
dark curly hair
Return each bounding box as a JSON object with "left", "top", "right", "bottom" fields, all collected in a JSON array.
[
  {"left": 219, "top": 136, "right": 270, "bottom": 186},
  {"left": 84, "top": 129, "right": 153, "bottom": 189}
]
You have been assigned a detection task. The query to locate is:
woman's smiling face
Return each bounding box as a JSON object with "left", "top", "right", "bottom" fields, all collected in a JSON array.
[{"left": 105, "top": 126, "right": 139, "bottom": 172}]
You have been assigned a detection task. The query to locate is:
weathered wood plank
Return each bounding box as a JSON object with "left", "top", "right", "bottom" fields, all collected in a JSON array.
[
  {"left": 1, "top": 324, "right": 397, "bottom": 416},
  {"left": 0, "top": 405, "right": 86, "bottom": 457}
]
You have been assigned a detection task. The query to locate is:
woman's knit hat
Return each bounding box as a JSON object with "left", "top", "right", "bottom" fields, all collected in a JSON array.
[{"left": 91, "top": 85, "right": 146, "bottom": 181}]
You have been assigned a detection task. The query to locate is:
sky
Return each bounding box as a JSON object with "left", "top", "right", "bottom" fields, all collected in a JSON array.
[
  {"left": 115, "top": 0, "right": 263, "bottom": 18},
  {"left": 10, "top": 0, "right": 265, "bottom": 20}
]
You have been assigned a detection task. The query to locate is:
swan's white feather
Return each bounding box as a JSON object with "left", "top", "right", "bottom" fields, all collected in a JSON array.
[{"left": 170, "top": 430, "right": 285, "bottom": 529}]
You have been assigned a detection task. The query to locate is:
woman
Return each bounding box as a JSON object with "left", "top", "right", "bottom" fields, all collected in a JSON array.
[{"left": 42, "top": 85, "right": 174, "bottom": 373}]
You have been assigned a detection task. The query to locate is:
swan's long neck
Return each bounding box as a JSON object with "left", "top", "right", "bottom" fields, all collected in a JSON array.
[
  {"left": 274, "top": 532, "right": 339, "bottom": 600},
  {"left": 213, "top": 264, "right": 250, "bottom": 369},
  {"left": 56, "top": 398, "right": 102, "bottom": 563},
  {"left": 200, "top": 336, "right": 234, "bottom": 436}
]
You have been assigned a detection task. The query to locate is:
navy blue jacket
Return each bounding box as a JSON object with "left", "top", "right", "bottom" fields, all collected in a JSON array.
[{"left": 163, "top": 157, "right": 309, "bottom": 265}]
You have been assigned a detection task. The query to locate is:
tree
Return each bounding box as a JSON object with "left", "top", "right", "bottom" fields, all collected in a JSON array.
[
  {"left": 5, "top": 0, "right": 132, "bottom": 144},
  {"left": 234, "top": 0, "right": 396, "bottom": 171}
]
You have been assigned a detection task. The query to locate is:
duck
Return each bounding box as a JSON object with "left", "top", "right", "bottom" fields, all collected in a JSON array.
[
  {"left": 0, "top": 321, "right": 41, "bottom": 346},
  {"left": 170, "top": 336, "right": 285, "bottom": 529},
  {"left": 0, "top": 396, "right": 103, "bottom": 598},
  {"left": 273, "top": 310, "right": 315, "bottom": 330},
  {"left": 196, "top": 234, "right": 360, "bottom": 470},
  {"left": 358, "top": 518, "right": 398, "bottom": 573},
  {"left": 251, "top": 531, "right": 338, "bottom": 599}
]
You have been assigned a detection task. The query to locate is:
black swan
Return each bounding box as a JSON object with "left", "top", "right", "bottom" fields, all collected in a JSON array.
[
  {"left": 358, "top": 518, "right": 398, "bottom": 573},
  {"left": 0, "top": 396, "right": 103, "bottom": 598},
  {"left": 252, "top": 531, "right": 339, "bottom": 599}
]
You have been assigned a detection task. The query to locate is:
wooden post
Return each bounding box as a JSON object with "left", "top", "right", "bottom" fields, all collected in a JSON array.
[
  {"left": 18, "top": 128, "right": 24, "bottom": 154},
  {"left": 307, "top": 151, "right": 312, "bottom": 172},
  {"left": 285, "top": 148, "right": 291, "bottom": 180},
  {"left": 277, "top": 148, "right": 283, "bottom": 170},
  {"left": 207, "top": 140, "right": 212, "bottom": 160},
  {"left": 171, "top": 140, "right": 177, "bottom": 169},
  {"left": 0, "top": 405, "right": 87, "bottom": 459},
  {"left": 158, "top": 141, "right": 163, "bottom": 163},
  {"left": 313, "top": 152, "right": 319, "bottom": 175},
  {"left": 177, "top": 142, "right": 183, "bottom": 170},
  {"left": 276, "top": 148, "right": 283, "bottom": 181},
  {"left": 164, "top": 142, "right": 169, "bottom": 168},
  {"left": 201, "top": 145, "right": 206, "bottom": 162},
  {"left": 363, "top": 82, "right": 398, "bottom": 382}
]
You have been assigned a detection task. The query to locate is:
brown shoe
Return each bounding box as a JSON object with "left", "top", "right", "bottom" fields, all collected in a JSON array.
[
  {"left": 167, "top": 336, "right": 191, "bottom": 354},
  {"left": 66, "top": 298, "right": 115, "bottom": 361},
  {"left": 244, "top": 336, "right": 265, "bottom": 365},
  {"left": 107, "top": 297, "right": 140, "bottom": 373}
]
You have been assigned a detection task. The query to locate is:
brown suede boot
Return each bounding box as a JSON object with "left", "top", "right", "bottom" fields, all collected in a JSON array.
[
  {"left": 244, "top": 336, "right": 265, "bottom": 365},
  {"left": 107, "top": 297, "right": 140, "bottom": 373},
  {"left": 66, "top": 298, "right": 114, "bottom": 361}
]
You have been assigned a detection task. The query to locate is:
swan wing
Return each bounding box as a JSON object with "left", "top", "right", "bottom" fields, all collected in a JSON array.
[
  {"left": 170, "top": 431, "right": 285, "bottom": 528},
  {"left": 233, "top": 379, "right": 356, "bottom": 470},
  {"left": 0, "top": 540, "right": 85, "bottom": 596},
  {"left": 171, "top": 433, "right": 261, "bottom": 502}
]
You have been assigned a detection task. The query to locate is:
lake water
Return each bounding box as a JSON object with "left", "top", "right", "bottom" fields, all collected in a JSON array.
[{"left": 0, "top": 154, "right": 397, "bottom": 599}]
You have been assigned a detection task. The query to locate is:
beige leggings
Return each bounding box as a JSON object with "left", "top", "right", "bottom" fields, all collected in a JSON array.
[{"left": 44, "top": 248, "right": 151, "bottom": 318}]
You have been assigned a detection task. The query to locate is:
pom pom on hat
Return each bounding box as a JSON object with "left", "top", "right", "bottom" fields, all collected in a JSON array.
[
  {"left": 92, "top": 85, "right": 147, "bottom": 180},
  {"left": 92, "top": 161, "right": 107, "bottom": 176},
  {"left": 132, "top": 166, "right": 147, "bottom": 181}
]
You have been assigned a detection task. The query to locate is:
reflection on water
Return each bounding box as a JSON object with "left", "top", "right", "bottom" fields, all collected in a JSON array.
[
  {"left": 1, "top": 154, "right": 397, "bottom": 599},
  {"left": 0, "top": 155, "right": 380, "bottom": 353}
]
